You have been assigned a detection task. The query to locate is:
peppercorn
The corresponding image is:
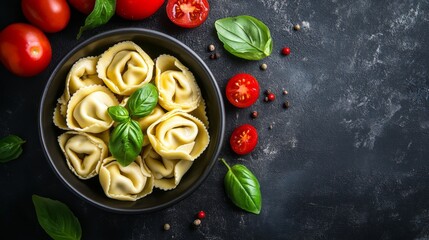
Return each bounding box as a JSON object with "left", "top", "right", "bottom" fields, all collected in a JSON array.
[
  {"left": 210, "top": 52, "right": 220, "bottom": 59},
  {"left": 260, "top": 63, "right": 267, "bottom": 71},
  {"left": 283, "top": 101, "right": 290, "bottom": 109},
  {"left": 208, "top": 44, "right": 215, "bottom": 52},
  {"left": 267, "top": 92, "right": 276, "bottom": 101},
  {"left": 193, "top": 219, "right": 201, "bottom": 227},
  {"left": 293, "top": 24, "right": 301, "bottom": 31},
  {"left": 264, "top": 96, "right": 269, "bottom": 102},
  {"left": 251, "top": 111, "right": 258, "bottom": 119},
  {"left": 281, "top": 47, "right": 291, "bottom": 56},
  {"left": 197, "top": 210, "right": 206, "bottom": 219},
  {"left": 282, "top": 89, "right": 288, "bottom": 95},
  {"left": 163, "top": 223, "right": 171, "bottom": 231}
]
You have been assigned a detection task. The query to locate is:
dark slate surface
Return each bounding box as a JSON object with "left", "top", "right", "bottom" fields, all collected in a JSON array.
[{"left": 1, "top": 0, "right": 429, "bottom": 239}]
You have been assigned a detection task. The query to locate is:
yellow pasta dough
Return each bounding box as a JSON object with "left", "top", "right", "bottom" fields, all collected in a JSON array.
[
  {"left": 58, "top": 131, "right": 108, "bottom": 179},
  {"left": 97, "top": 41, "right": 154, "bottom": 95}
]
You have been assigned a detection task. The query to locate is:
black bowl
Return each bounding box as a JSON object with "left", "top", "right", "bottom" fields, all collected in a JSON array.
[{"left": 39, "top": 28, "right": 225, "bottom": 213}]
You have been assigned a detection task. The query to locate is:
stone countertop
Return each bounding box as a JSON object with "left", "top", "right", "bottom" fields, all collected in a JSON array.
[{"left": 1, "top": 0, "right": 429, "bottom": 239}]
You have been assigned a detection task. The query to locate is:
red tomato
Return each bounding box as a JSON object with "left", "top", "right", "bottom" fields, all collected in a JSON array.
[
  {"left": 116, "top": 0, "right": 165, "bottom": 20},
  {"left": 230, "top": 124, "right": 258, "bottom": 155},
  {"left": 225, "top": 73, "right": 260, "bottom": 108},
  {"left": 21, "top": 0, "right": 70, "bottom": 33},
  {"left": 166, "top": 0, "right": 209, "bottom": 28},
  {"left": 68, "top": 0, "right": 95, "bottom": 15},
  {"left": 0, "top": 23, "right": 52, "bottom": 77}
]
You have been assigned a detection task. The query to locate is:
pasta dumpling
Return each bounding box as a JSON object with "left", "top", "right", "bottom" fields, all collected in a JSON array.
[
  {"left": 147, "top": 110, "right": 209, "bottom": 161},
  {"left": 142, "top": 146, "right": 193, "bottom": 191},
  {"left": 59, "top": 56, "right": 103, "bottom": 105},
  {"left": 66, "top": 85, "right": 119, "bottom": 133},
  {"left": 97, "top": 41, "right": 154, "bottom": 95},
  {"left": 99, "top": 156, "right": 154, "bottom": 201},
  {"left": 155, "top": 55, "right": 201, "bottom": 112},
  {"left": 136, "top": 105, "right": 165, "bottom": 146},
  {"left": 58, "top": 131, "right": 108, "bottom": 179}
]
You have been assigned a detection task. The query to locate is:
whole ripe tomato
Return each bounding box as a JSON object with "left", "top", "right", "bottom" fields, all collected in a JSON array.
[
  {"left": 225, "top": 73, "right": 260, "bottom": 108},
  {"left": 21, "top": 0, "right": 70, "bottom": 33},
  {"left": 116, "top": 0, "right": 165, "bottom": 20},
  {"left": 166, "top": 0, "right": 209, "bottom": 28},
  {"left": 68, "top": 0, "right": 95, "bottom": 15},
  {"left": 0, "top": 23, "right": 52, "bottom": 77},
  {"left": 230, "top": 124, "right": 258, "bottom": 155}
]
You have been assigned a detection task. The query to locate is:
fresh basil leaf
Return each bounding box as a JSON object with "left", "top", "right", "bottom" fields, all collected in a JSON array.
[
  {"left": 215, "top": 15, "right": 273, "bottom": 60},
  {"left": 0, "top": 135, "right": 25, "bottom": 163},
  {"left": 126, "top": 83, "right": 159, "bottom": 118},
  {"left": 77, "top": 0, "right": 116, "bottom": 39},
  {"left": 32, "top": 195, "right": 82, "bottom": 240},
  {"left": 109, "top": 119, "right": 143, "bottom": 167},
  {"left": 221, "top": 158, "right": 262, "bottom": 214},
  {"left": 108, "top": 106, "right": 130, "bottom": 123}
]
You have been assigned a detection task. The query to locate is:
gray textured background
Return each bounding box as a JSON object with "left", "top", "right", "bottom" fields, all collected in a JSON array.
[{"left": 1, "top": 0, "right": 429, "bottom": 239}]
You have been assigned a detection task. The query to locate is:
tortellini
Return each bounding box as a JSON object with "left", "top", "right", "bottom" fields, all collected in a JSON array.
[
  {"left": 155, "top": 55, "right": 201, "bottom": 112},
  {"left": 59, "top": 56, "right": 104, "bottom": 105},
  {"left": 136, "top": 105, "right": 165, "bottom": 146},
  {"left": 97, "top": 41, "right": 154, "bottom": 95},
  {"left": 53, "top": 41, "right": 211, "bottom": 202},
  {"left": 58, "top": 131, "right": 108, "bottom": 179},
  {"left": 99, "top": 156, "right": 154, "bottom": 201},
  {"left": 147, "top": 110, "right": 209, "bottom": 161},
  {"left": 66, "top": 85, "right": 119, "bottom": 133},
  {"left": 142, "top": 146, "right": 193, "bottom": 191}
]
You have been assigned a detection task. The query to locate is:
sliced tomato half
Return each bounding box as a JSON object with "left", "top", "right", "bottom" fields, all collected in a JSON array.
[
  {"left": 230, "top": 124, "right": 258, "bottom": 155},
  {"left": 226, "top": 73, "right": 260, "bottom": 108},
  {"left": 166, "top": 0, "right": 210, "bottom": 28}
]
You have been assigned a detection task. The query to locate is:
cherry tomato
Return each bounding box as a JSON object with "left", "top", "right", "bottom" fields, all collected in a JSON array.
[
  {"left": 116, "top": 0, "right": 165, "bottom": 20},
  {"left": 21, "top": 0, "right": 70, "bottom": 33},
  {"left": 230, "top": 124, "right": 258, "bottom": 155},
  {"left": 0, "top": 23, "right": 52, "bottom": 77},
  {"left": 68, "top": 0, "right": 95, "bottom": 15},
  {"left": 166, "top": 0, "right": 210, "bottom": 28},
  {"left": 225, "top": 73, "right": 260, "bottom": 108}
]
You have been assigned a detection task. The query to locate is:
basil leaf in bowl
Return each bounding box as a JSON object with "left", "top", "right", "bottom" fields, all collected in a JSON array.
[{"left": 215, "top": 15, "right": 273, "bottom": 60}]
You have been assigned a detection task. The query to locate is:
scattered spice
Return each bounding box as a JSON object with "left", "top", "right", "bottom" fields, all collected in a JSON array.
[
  {"left": 282, "top": 89, "right": 288, "bottom": 95},
  {"left": 193, "top": 219, "right": 201, "bottom": 227},
  {"left": 163, "top": 223, "right": 171, "bottom": 231},
  {"left": 283, "top": 101, "right": 290, "bottom": 109},
  {"left": 293, "top": 24, "right": 301, "bottom": 31},
  {"left": 260, "top": 63, "right": 267, "bottom": 71},
  {"left": 268, "top": 124, "right": 273, "bottom": 130},
  {"left": 264, "top": 96, "right": 269, "bottom": 102},
  {"left": 208, "top": 44, "right": 215, "bottom": 52},
  {"left": 251, "top": 111, "right": 259, "bottom": 119},
  {"left": 265, "top": 89, "right": 272, "bottom": 95},
  {"left": 197, "top": 210, "right": 206, "bottom": 219},
  {"left": 281, "top": 47, "right": 291, "bottom": 56},
  {"left": 267, "top": 92, "right": 276, "bottom": 101},
  {"left": 210, "top": 52, "right": 221, "bottom": 60}
]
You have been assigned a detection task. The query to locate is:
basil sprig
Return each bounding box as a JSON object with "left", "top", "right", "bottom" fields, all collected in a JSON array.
[
  {"left": 109, "top": 119, "right": 143, "bottom": 167},
  {"left": 215, "top": 15, "right": 273, "bottom": 60},
  {"left": 77, "top": 0, "right": 116, "bottom": 39},
  {"left": 107, "top": 83, "right": 159, "bottom": 167},
  {"left": 221, "top": 158, "right": 262, "bottom": 214},
  {"left": 126, "top": 83, "right": 159, "bottom": 118},
  {"left": 107, "top": 106, "right": 130, "bottom": 123},
  {"left": 32, "top": 195, "right": 82, "bottom": 240},
  {"left": 0, "top": 135, "right": 25, "bottom": 163}
]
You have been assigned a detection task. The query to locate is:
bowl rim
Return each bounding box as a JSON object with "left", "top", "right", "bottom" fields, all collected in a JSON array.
[{"left": 38, "top": 28, "right": 225, "bottom": 213}]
